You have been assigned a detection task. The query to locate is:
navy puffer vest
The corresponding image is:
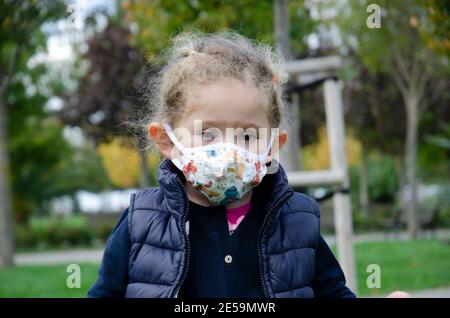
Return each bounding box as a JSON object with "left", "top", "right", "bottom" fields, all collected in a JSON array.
[{"left": 124, "top": 159, "right": 320, "bottom": 298}]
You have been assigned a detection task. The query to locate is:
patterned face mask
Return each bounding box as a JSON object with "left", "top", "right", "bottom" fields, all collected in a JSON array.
[{"left": 163, "top": 124, "right": 275, "bottom": 206}]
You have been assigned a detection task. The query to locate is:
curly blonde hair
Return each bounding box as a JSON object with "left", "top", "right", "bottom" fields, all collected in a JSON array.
[{"left": 140, "top": 31, "right": 288, "bottom": 150}]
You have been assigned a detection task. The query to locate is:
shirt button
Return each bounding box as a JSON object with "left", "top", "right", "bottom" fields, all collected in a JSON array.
[{"left": 224, "top": 255, "right": 233, "bottom": 264}]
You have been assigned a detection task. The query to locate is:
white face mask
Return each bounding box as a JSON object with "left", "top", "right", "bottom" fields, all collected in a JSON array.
[{"left": 163, "top": 124, "right": 275, "bottom": 206}]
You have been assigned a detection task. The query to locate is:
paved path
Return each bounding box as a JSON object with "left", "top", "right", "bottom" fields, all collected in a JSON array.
[
  {"left": 14, "top": 248, "right": 103, "bottom": 265},
  {"left": 366, "top": 286, "right": 450, "bottom": 298},
  {"left": 323, "top": 228, "right": 450, "bottom": 246},
  {"left": 14, "top": 229, "right": 450, "bottom": 265},
  {"left": 407, "top": 286, "right": 450, "bottom": 298}
]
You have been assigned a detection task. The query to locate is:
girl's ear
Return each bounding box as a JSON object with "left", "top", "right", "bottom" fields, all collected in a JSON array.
[
  {"left": 266, "top": 130, "right": 288, "bottom": 162},
  {"left": 147, "top": 122, "right": 174, "bottom": 159}
]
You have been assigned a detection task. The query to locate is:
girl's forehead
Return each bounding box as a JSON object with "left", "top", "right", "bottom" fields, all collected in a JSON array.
[{"left": 181, "top": 78, "right": 271, "bottom": 129}]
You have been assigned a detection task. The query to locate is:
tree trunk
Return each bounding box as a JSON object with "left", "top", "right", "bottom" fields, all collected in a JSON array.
[
  {"left": 404, "top": 95, "right": 419, "bottom": 239},
  {"left": 273, "top": 0, "right": 291, "bottom": 59},
  {"left": 274, "top": 0, "right": 301, "bottom": 171},
  {"left": 0, "top": 98, "right": 14, "bottom": 267},
  {"left": 396, "top": 156, "right": 406, "bottom": 212},
  {"left": 359, "top": 146, "right": 369, "bottom": 218},
  {"left": 138, "top": 149, "right": 150, "bottom": 188}
]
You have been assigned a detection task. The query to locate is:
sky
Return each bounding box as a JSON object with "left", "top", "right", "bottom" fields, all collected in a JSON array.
[
  {"left": 37, "top": 0, "right": 116, "bottom": 146},
  {"left": 44, "top": 0, "right": 116, "bottom": 61}
]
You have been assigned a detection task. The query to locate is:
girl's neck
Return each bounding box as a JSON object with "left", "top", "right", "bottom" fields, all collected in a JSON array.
[{"left": 184, "top": 181, "right": 252, "bottom": 209}]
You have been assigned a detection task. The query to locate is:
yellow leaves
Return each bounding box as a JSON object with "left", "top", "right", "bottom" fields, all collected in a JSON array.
[
  {"left": 301, "top": 127, "right": 331, "bottom": 170},
  {"left": 97, "top": 137, "right": 140, "bottom": 188},
  {"left": 97, "top": 137, "right": 162, "bottom": 188},
  {"left": 147, "top": 150, "right": 162, "bottom": 171},
  {"left": 443, "top": 39, "right": 450, "bottom": 50},
  {"left": 301, "top": 126, "right": 362, "bottom": 170}
]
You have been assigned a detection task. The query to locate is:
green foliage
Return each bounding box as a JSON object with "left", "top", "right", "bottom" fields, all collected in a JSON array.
[
  {"left": 367, "top": 154, "right": 399, "bottom": 202},
  {"left": 1, "top": 1, "right": 113, "bottom": 223},
  {"left": 13, "top": 214, "right": 117, "bottom": 249},
  {"left": 422, "top": 0, "right": 450, "bottom": 57},
  {"left": 123, "top": 0, "right": 317, "bottom": 60},
  {"left": 332, "top": 0, "right": 449, "bottom": 162},
  {"left": 418, "top": 141, "right": 450, "bottom": 181},
  {"left": 8, "top": 89, "right": 110, "bottom": 223},
  {"left": 50, "top": 142, "right": 112, "bottom": 195},
  {"left": 417, "top": 113, "right": 450, "bottom": 181},
  {"left": 14, "top": 215, "right": 94, "bottom": 249},
  {"left": 9, "top": 116, "right": 71, "bottom": 221},
  {"left": 96, "top": 223, "right": 116, "bottom": 242},
  {"left": 0, "top": 1, "right": 65, "bottom": 60},
  {"left": 330, "top": 0, "right": 443, "bottom": 73},
  {"left": 350, "top": 153, "right": 399, "bottom": 204}
]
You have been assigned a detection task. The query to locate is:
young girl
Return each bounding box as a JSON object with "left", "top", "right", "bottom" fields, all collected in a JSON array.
[{"left": 87, "top": 32, "right": 356, "bottom": 298}]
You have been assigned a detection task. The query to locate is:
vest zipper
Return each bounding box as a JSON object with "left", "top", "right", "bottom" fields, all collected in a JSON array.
[
  {"left": 172, "top": 175, "right": 292, "bottom": 298},
  {"left": 172, "top": 178, "right": 191, "bottom": 298},
  {"left": 257, "top": 190, "right": 293, "bottom": 298}
]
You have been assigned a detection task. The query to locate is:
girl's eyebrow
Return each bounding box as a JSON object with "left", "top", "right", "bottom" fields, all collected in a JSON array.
[{"left": 200, "top": 120, "right": 263, "bottom": 130}]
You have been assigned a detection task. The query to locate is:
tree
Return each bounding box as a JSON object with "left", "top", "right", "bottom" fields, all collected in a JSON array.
[
  {"left": 0, "top": 0, "right": 64, "bottom": 267},
  {"left": 58, "top": 21, "right": 152, "bottom": 187},
  {"left": 122, "top": 0, "right": 318, "bottom": 172},
  {"left": 343, "top": 57, "right": 406, "bottom": 216},
  {"left": 330, "top": 0, "right": 450, "bottom": 238},
  {"left": 123, "top": 0, "right": 317, "bottom": 57}
]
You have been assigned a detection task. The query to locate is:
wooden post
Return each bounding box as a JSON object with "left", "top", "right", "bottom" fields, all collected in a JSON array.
[
  {"left": 284, "top": 55, "right": 356, "bottom": 292},
  {"left": 280, "top": 92, "right": 302, "bottom": 171},
  {"left": 274, "top": 0, "right": 301, "bottom": 172},
  {"left": 324, "top": 79, "right": 357, "bottom": 293}
]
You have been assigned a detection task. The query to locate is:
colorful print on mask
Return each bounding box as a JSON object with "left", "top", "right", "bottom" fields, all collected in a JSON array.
[{"left": 163, "top": 124, "right": 274, "bottom": 206}]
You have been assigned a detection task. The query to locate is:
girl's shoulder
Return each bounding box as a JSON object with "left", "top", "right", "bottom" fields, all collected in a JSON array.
[
  {"left": 129, "top": 187, "right": 164, "bottom": 210},
  {"left": 281, "top": 191, "right": 321, "bottom": 217}
]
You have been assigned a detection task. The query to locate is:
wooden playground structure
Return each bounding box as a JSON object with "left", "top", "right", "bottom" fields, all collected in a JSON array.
[{"left": 283, "top": 55, "right": 357, "bottom": 293}]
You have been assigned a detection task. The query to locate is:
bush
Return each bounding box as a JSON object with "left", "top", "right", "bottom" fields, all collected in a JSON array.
[
  {"left": 96, "top": 224, "right": 116, "bottom": 241},
  {"left": 14, "top": 215, "right": 95, "bottom": 249},
  {"left": 350, "top": 152, "right": 399, "bottom": 205}
]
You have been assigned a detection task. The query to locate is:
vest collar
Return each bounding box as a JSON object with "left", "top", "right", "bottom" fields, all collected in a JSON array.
[{"left": 156, "top": 158, "right": 292, "bottom": 217}]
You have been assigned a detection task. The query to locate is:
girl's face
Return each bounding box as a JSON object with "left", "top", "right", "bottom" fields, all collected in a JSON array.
[
  {"left": 148, "top": 77, "right": 288, "bottom": 208},
  {"left": 149, "top": 77, "right": 287, "bottom": 161},
  {"left": 176, "top": 77, "right": 272, "bottom": 153}
]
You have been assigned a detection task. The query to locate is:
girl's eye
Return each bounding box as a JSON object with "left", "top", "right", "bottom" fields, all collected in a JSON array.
[
  {"left": 201, "top": 129, "right": 219, "bottom": 141},
  {"left": 239, "top": 132, "right": 258, "bottom": 142}
]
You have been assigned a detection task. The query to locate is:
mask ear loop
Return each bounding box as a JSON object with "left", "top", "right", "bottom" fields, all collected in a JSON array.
[
  {"left": 162, "top": 123, "right": 186, "bottom": 154},
  {"left": 162, "top": 124, "right": 189, "bottom": 172},
  {"left": 259, "top": 133, "right": 276, "bottom": 162}
]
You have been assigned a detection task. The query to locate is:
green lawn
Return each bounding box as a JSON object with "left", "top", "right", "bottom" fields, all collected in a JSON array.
[
  {"left": 0, "top": 263, "right": 99, "bottom": 297},
  {"left": 0, "top": 239, "right": 449, "bottom": 297},
  {"left": 353, "top": 239, "right": 450, "bottom": 296}
]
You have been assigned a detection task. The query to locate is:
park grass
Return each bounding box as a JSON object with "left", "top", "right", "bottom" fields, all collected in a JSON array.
[
  {"left": 353, "top": 239, "right": 450, "bottom": 296},
  {"left": 0, "top": 239, "right": 449, "bottom": 297},
  {"left": 0, "top": 263, "right": 99, "bottom": 297}
]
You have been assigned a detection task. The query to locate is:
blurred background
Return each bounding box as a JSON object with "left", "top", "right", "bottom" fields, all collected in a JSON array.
[{"left": 0, "top": 0, "right": 449, "bottom": 297}]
